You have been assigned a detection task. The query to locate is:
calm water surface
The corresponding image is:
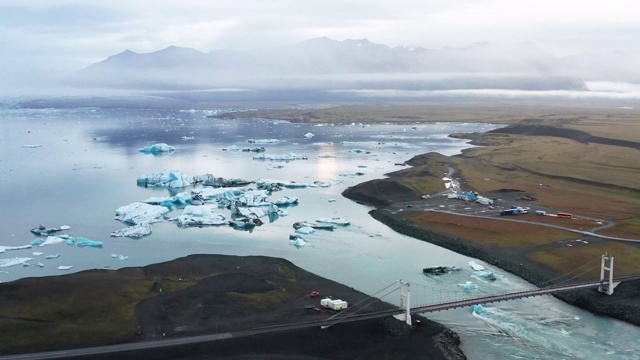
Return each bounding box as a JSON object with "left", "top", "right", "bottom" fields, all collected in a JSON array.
[{"left": 0, "top": 107, "right": 638, "bottom": 359}]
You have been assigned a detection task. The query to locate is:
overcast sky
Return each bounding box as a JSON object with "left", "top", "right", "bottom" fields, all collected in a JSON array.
[{"left": 1, "top": 0, "right": 639, "bottom": 93}]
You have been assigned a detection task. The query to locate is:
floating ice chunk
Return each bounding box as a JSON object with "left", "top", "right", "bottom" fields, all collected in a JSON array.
[
  {"left": 58, "top": 265, "right": 74, "bottom": 270},
  {"left": 138, "top": 143, "right": 175, "bottom": 154},
  {"left": 357, "top": 164, "right": 367, "bottom": 168},
  {"left": 289, "top": 234, "right": 308, "bottom": 248},
  {"left": 59, "top": 225, "right": 71, "bottom": 230},
  {"left": 472, "top": 304, "right": 487, "bottom": 315},
  {"left": 22, "top": 144, "right": 43, "bottom": 148},
  {"left": 295, "top": 226, "right": 315, "bottom": 234},
  {"left": 468, "top": 261, "right": 485, "bottom": 271},
  {"left": 110, "top": 223, "right": 152, "bottom": 238},
  {"left": 316, "top": 217, "right": 350, "bottom": 226},
  {"left": 0, "top": 244, "right": 32, "bottom": 253},
  {"left": 66, "top": 238, "right": 75, "bottom": 245},
  {"left": 229, "top": 218, "right": 264, "bottom": 228},
  {"left": 111, "top": 254, "right": 128, "bottom": 260},
  {"left": 248, "top": 139, "right": 280, "bottom": 144},
  {"left": 137, "top": 170, "right": 196, "bottom": 188},
  {"left": 45, "top": 254, "right": 60, "bottom": 259},
  {"left": 115, "top": 202, "right": 170, "bottom": 225},
  {"left": 143, "top": 191, "right": 193, "bottom": 208},
  {"left": 39, "top": 236, "right": 68, "bottom": 247},
  {"left": 273, "top": 196, "right": 298, "bottom": 206},
  {"left": 293, "top": 221, "right": 336, "bottom": 230},
  {"left": 172, "top": 205, "right": 227, "bottom": 227},
  {"left": 318, "top": 153, "right": 336, "bottom": 158},
  {"left": 473, "top": 270, "right": 497, "bottom": 281},
  {"left": 304, "top": 133, "right": 314, "bottom": 138},
  {"left": 458, "top": 281, "right": 479, "bottom": 291},
  {"left": 31, "top": 251, "right": 43, "bottom": 256},
  {"left": 328, "top": 199, "right": 336, "bottom": 202},
  {"left": 0, "top": 258, "right": 33, "bottom": 267},
  {"left": 30, "top": 238, "right": 46, "bottom": 246},
  {"left": 253, "top": 153, "right": 308, "bottom": 161},
  {"left": 182, "top": 136, "right": 194, "bottom": 140},
  {"left": 76, "top": 237, "right": 103, "bottom": 248},
  {"left": 231, "top": 205, "right": 269, "bottom": 219},
  {"left": 34, "top": 262, "right": 45, "bottom": 268}
]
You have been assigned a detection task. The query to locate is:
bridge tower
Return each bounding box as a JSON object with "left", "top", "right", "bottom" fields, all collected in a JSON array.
[
  {"left": 393, "top": 280, "right": 412, "bottom": 326},
  {"left": 598, "top": 252, "right": 619, "bottom": 295}
]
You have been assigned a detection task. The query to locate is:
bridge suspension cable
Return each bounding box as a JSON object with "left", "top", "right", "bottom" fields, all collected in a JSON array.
[{"left": 537, "top": 255, "right": 603, "bottom": 287}]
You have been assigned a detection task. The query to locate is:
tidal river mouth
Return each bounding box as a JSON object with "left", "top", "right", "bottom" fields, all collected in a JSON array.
[{"left": 1, "top": 107, "right": 638, "bottom": 359}]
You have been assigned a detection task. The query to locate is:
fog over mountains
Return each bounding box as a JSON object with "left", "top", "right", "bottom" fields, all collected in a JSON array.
[{"left": 70, "top": 37, "right": 639, "bottom": 93}]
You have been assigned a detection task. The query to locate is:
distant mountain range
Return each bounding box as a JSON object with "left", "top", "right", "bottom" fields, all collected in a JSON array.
[{"left": 69, "top": 37, "right": 640, "bottom": 92}]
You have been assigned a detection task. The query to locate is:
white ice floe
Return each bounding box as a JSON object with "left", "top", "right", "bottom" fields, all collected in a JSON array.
[
  {"left": 248, "top": 139, "right": 280, "bottom": 144},
  {"left": 172, "top": 205, "right": 227, "bottom": 227},
  {"left": 0, "top": 244, "right": 32, "bottom": 254},
  {"left": 458, "top": 281, "right": 479, "bottom": 291},
  {"left": 111, "top": 254, "right": 129, "bottom": 260},
  {"left": 468, "top": 261, "right": 485, "bottom": 271},
  {"left": 110, "top": 223, "right": 153, "bottom": 238},
  {"left": 32, "top": 251, "right": 44, "bottom": 256},
  {"left": 0, "top": 257, "right": 33, "bottom": 267},
  {"left": 114, "top": 202, "right": 170, "bottom": 225},
  {"left": 295, "top": 226, "right": 315, "bottom": 234},
  {"left": 273, "top": 196, "right": 299, "bottom": 206},
  {"left": 39, "top": 236, "right": 68, "bottom": 247},
  {"left": 137, "top": 170, "right": 195, "bottom": 188},
  {"left": 253, "top": 153, "right": 308, "bottom": 161},
  {"left": 231, "top": 205, "right": 269, "bottom": 219},
  {"left": 143, "top": 192, "right": 192, "bottom": 207},
  {"left": 58, "top": 265, "right": 74, "bottom": 270},
  {"left": 138, "top": 143, "right": 175, "bottom": 154},
  {"left": 304, "top": 133, "right": 314, "bottom": 138},
  {"left": 59, "top": 225, "right": 71, "bottom": 230},
  {"left": 45, "top": 254, "right": 60, "bottom": 259},
  {"left": 316, "top": 217, "right": 350, "bottom": 226},
  {"left": 22, "top": 144, "right": 43, "bottom": 148},
  {"left": 318, "top": 153, "right": 336, "bottom": 158}
]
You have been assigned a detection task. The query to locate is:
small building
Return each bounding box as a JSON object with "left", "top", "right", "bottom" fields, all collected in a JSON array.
[{"left": 321, "top": 298, "right": 348, "bottom": 310}]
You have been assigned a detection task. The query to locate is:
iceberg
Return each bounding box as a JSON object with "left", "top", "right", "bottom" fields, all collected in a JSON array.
[
  {"left": 137, "top": 170, "right": 196, "bottom": 188},
  {"left": 316, "top": 217, "right": 350, "bottom": 226},
  {"left": 22, "top": 144, "right": 43, "bottom": 148},
  {"left": 304, "top": 132, "right": 314, "bottom": 138},
  {"left": 45, "top": 254, "right": 60, "bottom": 259},
  {"left": 111, "top": 254, "right": 128, "bottom": 260},
  {"left": 76, "top": 237, "right": 103, "bottom": 248},
  {"left": 458, "top": 281, "right": 480, "bottom": 291},
  {"left": 229, "top": 218, "right": 264, "bottom": 228},
  {"left": 472, "top": 304, "right": 488, "bottom": 315},
  {"left": 252, "top": 153, "right": 308, "bottom": 161},
  {"left": 143, "top": 192, "right": 193, "bottom": 208},
  {"left": 172, "top": 205, "right": 227, "bottom": 227},
  {"left": 110, "top": 223, "right": 153, "bottom": 238},
  {"left": 230, "top": 205, "right": 269, "bottom": 219},
  {"left": 293, "top": 221, "right": 336, "bottom": 230},
  {"left": 318, "top": 153, "right": 336, "bottom": 158},
  {"left": 114, "top": 202, "right": 170, "bottom": 225},
  {"left": 32, "top": 251, "right": 44, "bottom": 256},
  {"left": 0, "top": 244, "right": 32, "bottom": 254},
  {"left": 295, "top": 226, "right": 315, "bottom": 234},
  {"left": 289, "top": 234, "right": 308, "bottom": 248},
  {"left": 138, "top": 143, "right": 175, "bottom": 154},
  {"left": 0, "top": 257, "right": 33, "bottom": 268},
  {"left": 248, "top": 139, "right": 280, "bottom": 144},
  {"left": 39, "top": 236, "right": 68, "bottom": 247},
  {"left": 30, "top": 225, "right": 64, "bottom": 236},
  {"left": 30, "top": 238, "right": 46, "bottom": 246},
  {"left": 273, "top": 196, "right": 298, "bottom": 206},
  {"left": 191, "top": 187, "right": 246, "bottom": 201},
  {"left": 58, "top": 265, "right": 74, "bottom": 270},
  {"left": 468, "top": 261, "right": 485, "bottom": 271},
  {"left": 473, "top": 270, "right": 497, "bottom": 281}
]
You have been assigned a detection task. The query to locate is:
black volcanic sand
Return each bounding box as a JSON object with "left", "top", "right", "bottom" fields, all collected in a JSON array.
[{"left": 0, "top": 255, "right": 464, "bottom": 359}]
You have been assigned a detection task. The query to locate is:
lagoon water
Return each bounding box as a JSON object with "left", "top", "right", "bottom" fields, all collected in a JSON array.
[{"left": 1, "top": 106, "right": 638, "bottom": 359}]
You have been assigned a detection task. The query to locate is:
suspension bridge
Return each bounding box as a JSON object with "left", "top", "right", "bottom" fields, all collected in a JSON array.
[{"left": 4, "top": 253, "right": 638, "bottom": 360}]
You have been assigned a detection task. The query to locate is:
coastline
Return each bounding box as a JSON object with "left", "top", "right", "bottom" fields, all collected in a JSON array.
[{"left": 344, "top": 194, "right": 640, "bottom": 327}]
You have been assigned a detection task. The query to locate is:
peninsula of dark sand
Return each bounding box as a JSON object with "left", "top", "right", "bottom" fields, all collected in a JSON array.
[{"left": 0, "top": 254, "right": 464, "bottom": 359}]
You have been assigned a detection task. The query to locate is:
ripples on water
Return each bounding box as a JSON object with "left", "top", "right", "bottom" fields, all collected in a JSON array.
[{"left": 0, "top": 107, "right": 637, "bottom": 359}]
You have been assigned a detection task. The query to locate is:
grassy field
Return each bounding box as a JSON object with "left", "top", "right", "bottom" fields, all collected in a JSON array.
[
  {"left": 528, "top": 242, "right": 640, "bottom": 280},
  {"left": 407, "top": 212, "right": 578, "bottom": 248}
]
